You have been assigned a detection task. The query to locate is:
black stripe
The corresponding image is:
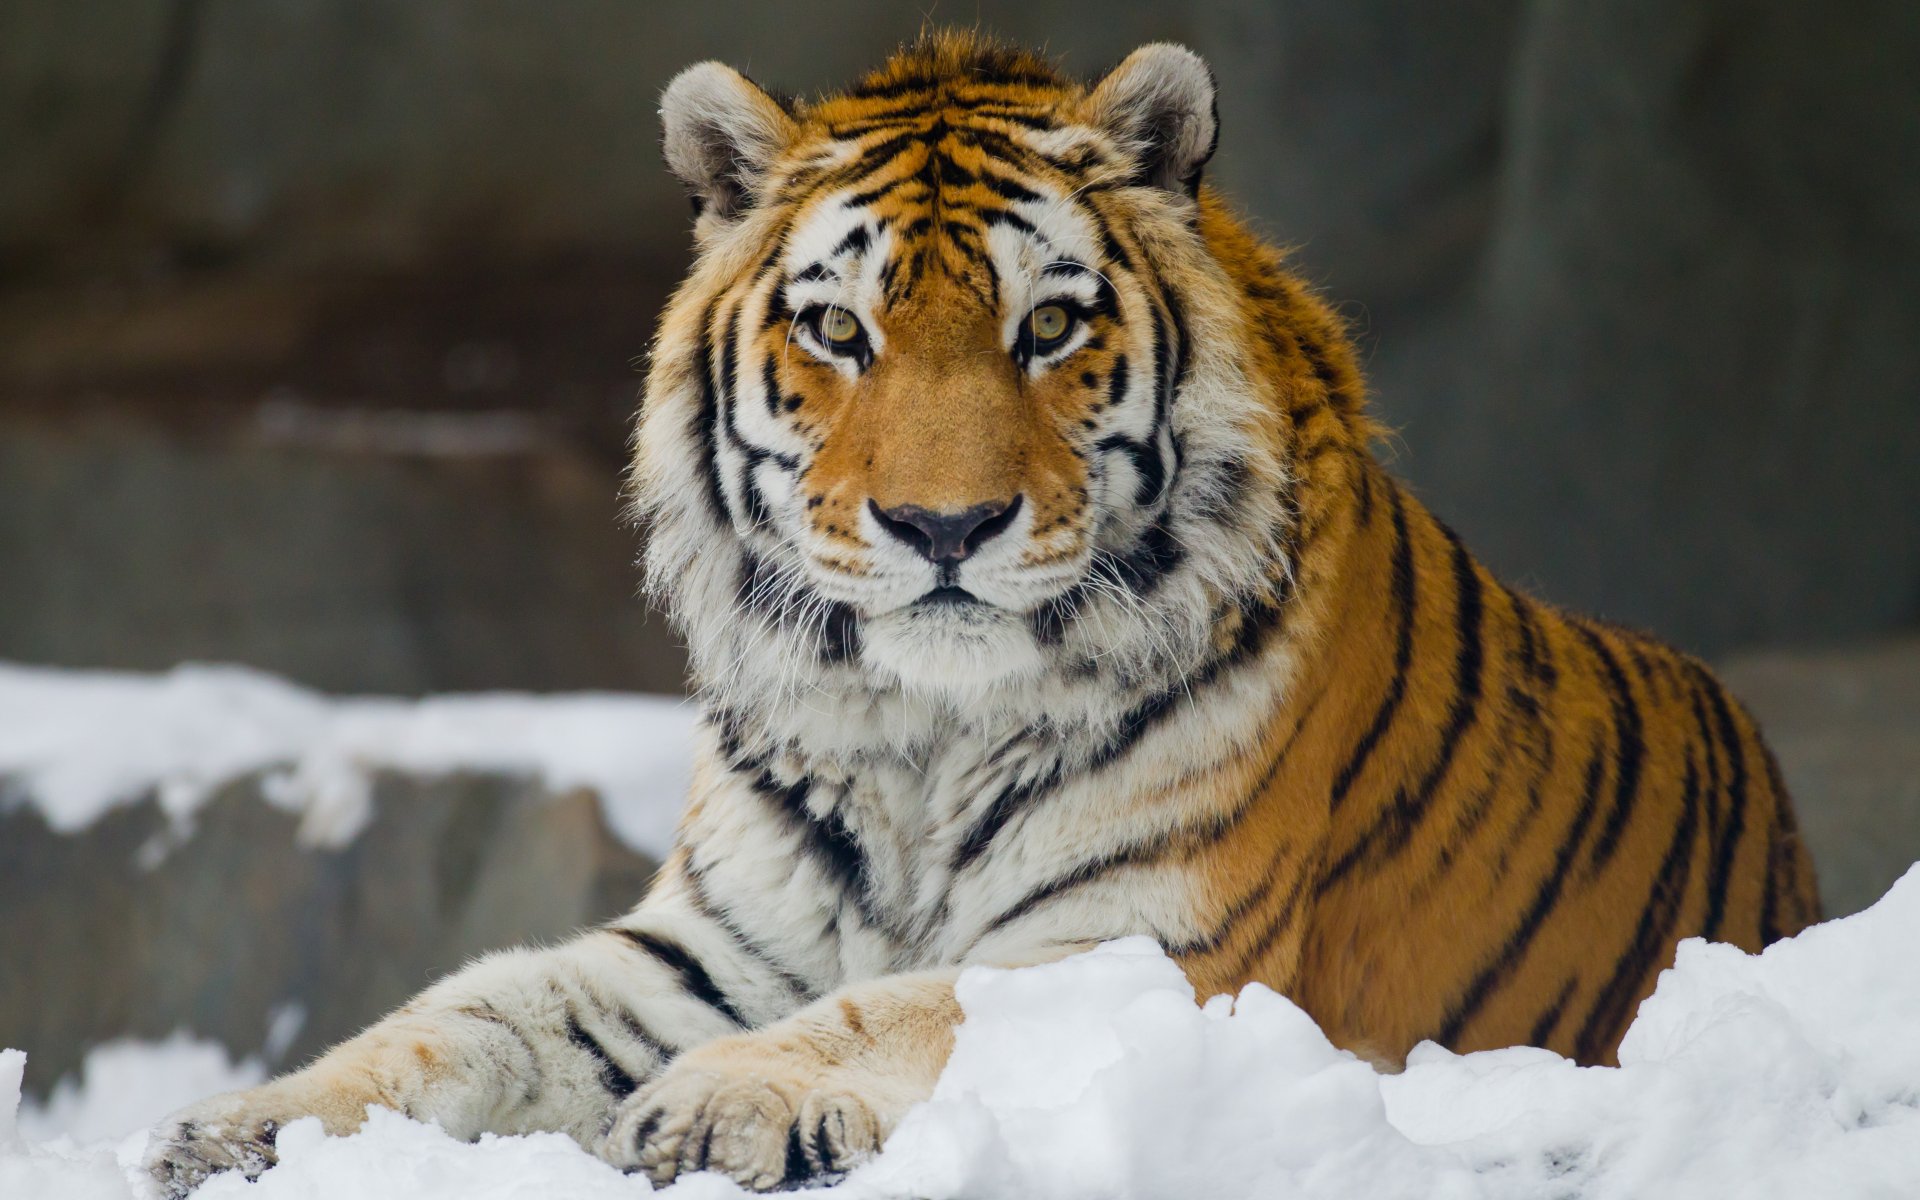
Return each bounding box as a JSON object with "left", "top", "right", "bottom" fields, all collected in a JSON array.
[
  {"left": 979, "top": 168, "right": 1043, "bottom": 202},
  {"left": 1758, "top": 744, "right": 1808, "bottom": 943},
  {"left": 1082, "top": 203, "right": 1135, "bottom": 273},
  {"left": 1507, "top": 585, "right": 1558, "bottom": 689},
  {"left": 1144, "top": 288, "right": 1188, "bottom": 503},
  {"left": 628, "top": 1108, "right": 665, "bottom": 1159},
  {"left": 964, "top": 106, "right": 1058, "bottom": 131},
  {"left": 1089, "top": 514, "right": 1184, "bottom": 598},
  {"left": 1435, "top": 734, "right": 1607, "bottom": 1047},
  {"left": 1528, "top": 978, "right": 1578, "bottom": 1048},
  {"left": 836, "top": 128, "right": 926, "bottom": 179},
  {"left": 1329, "top": 483, "right": 1414, "bottom": 810},
  {"left": 845, "top": 75, "right": 939, "bottom": 101},
  {"left": 691, "top": 309, "right": 730, "bottom": 525},
  {"left": 967, "top": 837, "right": 1169, "bottom": 951},
  {"left": 1165, "top": 693, "right": 1326, "bottom": 957},
  {"left": 811, "top": 1115, "right": 836, "bottom": 1173},
  {"left": 716, "top": 305, "right": 769, "bottom": 525},
  {"left": 1428, "top": 700, "right": 1518, "bottom": 875},
  {"left": 980, "top": 207, "right": 1037, "bottom": 236},
  {"left": 1491, "top": 689, "right": 1559, "bottom": 883},
  {"left": 1355, "top": 459, "right": 1376, "bottom": 527},
  {"left": 611, "top": 1006, "right": 674, "bottom": 1062},
  {"left": 1225, "top": 856, "right": 1317, "bottom": 982},
  {"left": 1320, "top": 518, "right": 1485, "bottom": 891},
  {"left": 970, "top": 714, "right": 1310, "bottom": 957},
  {"left": 1298, "top": 336, "right": 1352, "bottom": 411},
  {"left": 842, "top": 174, "right": 919, "bottom": 210},
  {"left": 1692, "top": 666, "right": 1750, "bottom": 943},
  {"left": 609, "top": 927, "right": 749, "bottom": 1027},
  {"left": 564, "top": 1009, "right": 639, "bottom": 1099},
  {"left": 760, "top": 357, "right": 785, "bottom": 418},
  {"left": 951, "top": 766, "right": 1061, "bottom": 875},
  {"left": 682, "top": 859, "right": 813, "bottom": 997},
  {"left": 933, "top": 150, "right": 977, "bottom": 187},
  {"left": 1094, "top": 433, "right": 1166, "bottom": 507},
  {"left": 1104, "top": 354, "right": 1130, "bottom": 412},
  {"left": 1149, "top": 305, "right": 1174, "bottom": 432},
  {"left": 819, "top": 601, "right": 860, "bottom": 664},
  {"left": 1164, "top": 288, "right": 1192, "bottom": 428},
  {"left": 829, "top": 224, "right": 871, "bottom": 259},
  {"left": 738, "top": 768, "right": 897, "bottom": 937},
  {"left": 784, "top": 1122, "right": 810, "bottom": 1184},
  {"left": 733, "top": 551, "right": 860, "bottom": 667},
  {"left": 1573, "top": 749, "right": 1704, "bottom": 1063},
  {"left": 1571, "top": 623, "right": 1648, "bottom": 875},
  {"left": 455, "top": 1003, "right": 542, "bottom": 1109},
  {"left": 771, "top": 778, "right": 869, "bottom": 905}
]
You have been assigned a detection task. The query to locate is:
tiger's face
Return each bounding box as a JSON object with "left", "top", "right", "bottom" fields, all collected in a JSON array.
[
  {"left": 638, "top": 38, "right": 1285, "bottom": 718},
  {"left": 749, "top": 136, "right": 1178, "bottom": 692}
]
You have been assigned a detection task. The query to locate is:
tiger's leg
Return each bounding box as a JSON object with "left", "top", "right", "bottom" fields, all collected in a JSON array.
[
  {"left": 598, "top": 967, "right": 969, "bottom": 1189},
  {"left": 143, "top": 871, "right": 810, "bottom": 1198}
]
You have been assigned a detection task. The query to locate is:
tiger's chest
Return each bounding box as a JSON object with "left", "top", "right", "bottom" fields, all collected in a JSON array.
[{"left": 795, "top": 728, "right": 1075, "bottom": 975}]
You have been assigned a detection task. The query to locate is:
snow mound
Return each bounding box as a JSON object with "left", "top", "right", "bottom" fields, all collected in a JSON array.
[
  {"left": 17, "top": 1035, "right": 269, "bottom": 1148},
  {"left": 0, "top": 662, "right": 697, "bottom": 857},
  {"left": 8, "top": 865, "right": 1920, "bottom": 1199}
]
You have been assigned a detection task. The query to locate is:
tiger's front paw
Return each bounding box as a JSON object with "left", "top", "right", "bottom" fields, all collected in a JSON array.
[
  {"left": 144, "top": 1089, "right": 296, "bottom": 1198},
  {"left": 143, "top": 1073, "right": 380, "bottom": 1198},
  {"left": 597, "top": 1040, "right": 894, "bottom": 1190}
]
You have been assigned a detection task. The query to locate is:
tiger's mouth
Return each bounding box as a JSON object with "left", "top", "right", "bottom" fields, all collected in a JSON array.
[
  {"left": 859, "top": 581, "right": 1047, "bottom": 693},
  {"left": 916, "top": 584, "right": 983, "bottom": 607}
]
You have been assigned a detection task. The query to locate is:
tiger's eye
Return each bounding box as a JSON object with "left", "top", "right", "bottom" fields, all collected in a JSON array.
[
  {"left": 1029, "top": 305, "right": 1070, "bottom": 342},
  {"left": 822, "top": 308, "right": 862, "bottom": 343}
]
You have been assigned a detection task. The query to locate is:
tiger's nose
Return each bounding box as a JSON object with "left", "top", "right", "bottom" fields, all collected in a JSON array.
[{"left": 867, "top": 496, "right": 1023, "bottom": 563}]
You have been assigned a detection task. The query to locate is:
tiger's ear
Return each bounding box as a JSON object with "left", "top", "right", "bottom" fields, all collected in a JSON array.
[
  {"left": 659, "top": 62, "right": 797, "bottom": 222},
  {"left": 1082, "top": 44, "right": 1219, "bottom": 196}
]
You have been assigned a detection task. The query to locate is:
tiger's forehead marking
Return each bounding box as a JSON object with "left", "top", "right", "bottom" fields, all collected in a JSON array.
[{"left": 777, "top": 104, "right": 1116, "bottom": 315}]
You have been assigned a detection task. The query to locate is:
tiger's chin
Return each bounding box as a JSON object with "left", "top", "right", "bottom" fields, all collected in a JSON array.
[{"left": 860, "top": 598, "right": 1046, "bottom": 699}]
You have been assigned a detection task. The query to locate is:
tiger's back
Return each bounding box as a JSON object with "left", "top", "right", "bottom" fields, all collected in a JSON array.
[{"left": 1170, "top": 204, "right": 1820, "bottom": 1064}]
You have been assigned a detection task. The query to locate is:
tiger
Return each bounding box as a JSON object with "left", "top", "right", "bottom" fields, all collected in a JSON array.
[{"left": 146, "top": 31, "right": 1821, "bottom": 1195}]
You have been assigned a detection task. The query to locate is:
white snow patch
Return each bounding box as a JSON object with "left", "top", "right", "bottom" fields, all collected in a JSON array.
[
  {"left": 0, "top": 662, "right": 698, "bottom": 858},
  {"left": 7, "top": 866, "right": 1920, "bottom": 1199},
  {"left": 18, "top": 1035, "right": 268, "bottom": 1147}
]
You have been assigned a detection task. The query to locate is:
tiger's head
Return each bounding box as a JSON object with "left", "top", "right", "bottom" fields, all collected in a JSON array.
[{"left": 635, "top": 34, "right": 1312, "bottom": 738}]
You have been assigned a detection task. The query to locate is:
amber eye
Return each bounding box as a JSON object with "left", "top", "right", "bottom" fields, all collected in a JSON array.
[
  {"left": 821, "top": 308, "right": 863, "bottom": 344},
  {"left": 1029, "top": 304, "right": 1072, "bottom": 346}
]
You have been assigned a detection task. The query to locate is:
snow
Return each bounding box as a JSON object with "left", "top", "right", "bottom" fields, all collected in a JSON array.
[
  {"left": 7, "top": 865, "right": 1920, "bottom": 1199},
  {"left": 0, "top": 662, "right": 699, "bottom": 858},
  {"left": 15, "top": 1037, "right": 269, "bottom": 1148}
]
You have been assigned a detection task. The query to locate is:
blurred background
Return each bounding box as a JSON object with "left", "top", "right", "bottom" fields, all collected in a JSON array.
[{"left": 3, "top": 0, "right": 1918, "bottom": 1109}]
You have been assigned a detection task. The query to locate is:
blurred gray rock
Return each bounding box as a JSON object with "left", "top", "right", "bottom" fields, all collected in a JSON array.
[
  {"left": 0, "top": 417, "right": 686, "bottom": 696},
  {"left": 0, "top": 770, "right": 659, "bottom": 1101},
  {"left": 1722, "top": 636, "right": 1920, "bottom": 922},
  {"left": 1199, "top": 0, "right": 1920, "bottom": 658}
]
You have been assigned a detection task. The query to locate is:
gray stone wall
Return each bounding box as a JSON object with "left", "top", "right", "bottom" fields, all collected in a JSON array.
[
  {"left": 1200, "top": 0, "right": 1920, "bottom": 656},
  {"left": 0, "top": 771, "right": 659, "bottom": 1097},
  {"left": 4, "top": 0, "right": 1916, "bottom": 684},
  {"left": 0, "top": 418, "right": 686, "bottom": 695}
]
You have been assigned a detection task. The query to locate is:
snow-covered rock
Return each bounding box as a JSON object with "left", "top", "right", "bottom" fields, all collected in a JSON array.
[
  {"left": 7, "top": 866, "right": 1920, "bottom": 1199},
  {"left": 0, "top": 661, "right": 698, "bottom": 856},
  {"left": 0, "top": 662, "right": 689, "bottom": 1096}
]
